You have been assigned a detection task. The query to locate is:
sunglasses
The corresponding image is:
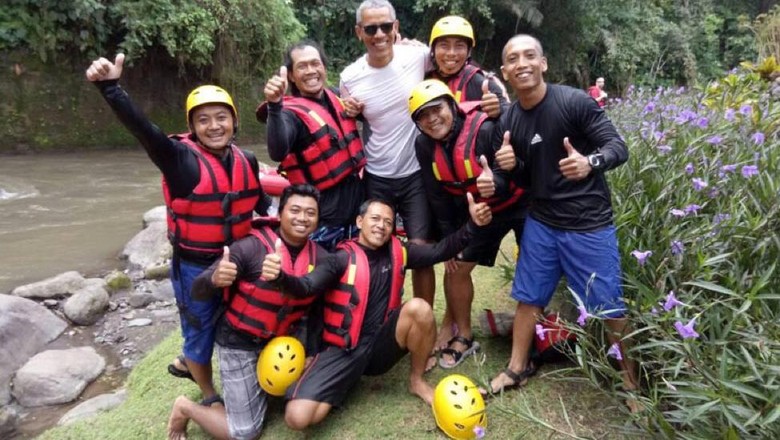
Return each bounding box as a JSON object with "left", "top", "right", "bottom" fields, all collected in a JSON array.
[{"left": 362, "top": 22, "right": 394, "bottom": 36}]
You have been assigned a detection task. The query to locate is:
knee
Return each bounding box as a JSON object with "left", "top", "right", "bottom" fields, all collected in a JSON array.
[
  {"left": 284, "top": 401, "right": 313, "bottom": 431},
  {"left": 403, "top": 298, "right": 434, "bottom": 324}
]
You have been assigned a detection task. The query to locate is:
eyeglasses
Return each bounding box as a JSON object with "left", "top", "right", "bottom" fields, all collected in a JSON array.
[{"left": 362, "top": 22, "right": 394, "bottom": 36}]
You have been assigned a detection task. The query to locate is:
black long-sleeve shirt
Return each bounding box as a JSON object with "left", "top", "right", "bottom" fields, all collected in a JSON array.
[
  {"left": 493, "top": 84, "right": 628, "bottom": 231},
  {"left": 428, "top": 66, "right": 510, "bottom": 115}
]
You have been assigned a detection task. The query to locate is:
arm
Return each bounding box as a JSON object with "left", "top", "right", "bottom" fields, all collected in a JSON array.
[
  {"left": 414, "top": 136, "right": 463, "bottom": 235},
  {"left": 574, "top": 93, "right": 628, "bottom": 171},
  {"left": 405, "top": 221, "right": 478, "bottom": 268},
  {"left": 273, "top": 251, "right": 347, "bottom": 298},
  {"left": 191, "top": 236, "right": 265, "bottom": 300},
  {"left": 245, "top": 152, "right": 271, "bottom": 215}
]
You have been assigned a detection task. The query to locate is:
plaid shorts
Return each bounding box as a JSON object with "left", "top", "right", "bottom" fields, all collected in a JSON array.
[{"left": 217, "top": 344, "right": 267, "bottom": 440}]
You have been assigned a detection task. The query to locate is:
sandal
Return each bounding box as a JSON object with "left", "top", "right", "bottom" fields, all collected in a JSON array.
[
  {"left": 167, "top": 354, "right": 195, "bottom": 382},
  {"left": 439, "top": 336, "right": 481, "bottom": 369},
  {"left": 482, "top": 363, "right": 537, "bottom": 397},
  {"left": 200, "top": 394, "right": 224, "bottom": 407}
]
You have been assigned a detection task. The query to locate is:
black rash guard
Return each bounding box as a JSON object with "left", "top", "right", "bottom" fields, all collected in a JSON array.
[
  {"left": 493, "top": 84, "right": 627, "bottom": 231},
  {"left": 262, "top": 88, "right": 363, "bottom": 228},
  {"left": 428, "top": 65, "right": 510, "bottom": 115}
]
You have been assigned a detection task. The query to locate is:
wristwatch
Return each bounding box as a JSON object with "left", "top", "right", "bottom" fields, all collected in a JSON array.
[{"left": 587, "top": 153, "right": 605, "bottom": 170}]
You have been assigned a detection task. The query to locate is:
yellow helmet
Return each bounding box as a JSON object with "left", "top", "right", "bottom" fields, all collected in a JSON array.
[
  {"left": 185, "top": 85, "right": 238, "bottom": 129},
  {"left": 432, "top": 374, "right": 487, "bottom": 440},
  {"left": 256, "top": 336, "right": 305, "bottom": 396},
  {"left": 408, "top": 79, "right": 454, "bottom": 119},
  {"left": 429, "top": 16, "right": 475, "bottom": 47}
]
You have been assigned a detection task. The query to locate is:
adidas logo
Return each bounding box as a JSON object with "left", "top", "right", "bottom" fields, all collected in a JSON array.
[{"left": 531, "top": 133, "right": 543, "bottom": 145}]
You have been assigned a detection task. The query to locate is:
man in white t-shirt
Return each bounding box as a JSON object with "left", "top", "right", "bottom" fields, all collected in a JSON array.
[{"left": 340, "top": 0, "right": 436, "bottom": 305}]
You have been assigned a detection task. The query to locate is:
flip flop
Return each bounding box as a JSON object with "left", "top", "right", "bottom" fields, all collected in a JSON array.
[
  {"left": 167, "top": 354, "right": 195, "bottom": 382},
  {"left": 482, "top": 363, "right": 537, "bottom": 397},
  {"left": 439, "top": 336, "right": 481, "bottom": 369}
]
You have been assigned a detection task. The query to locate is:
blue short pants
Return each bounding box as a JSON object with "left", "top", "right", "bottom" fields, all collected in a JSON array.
[
  {"left": 309, "top": 223, "right": 359, "bottom": 252},
  {"left": 171, "top": 259, "right": 220, "bottom": 364},
  {"left": 511, "top": 216, "right": 626, "bottom": 318}
]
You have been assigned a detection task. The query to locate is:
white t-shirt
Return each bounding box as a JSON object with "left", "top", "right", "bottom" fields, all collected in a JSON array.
[{"left": 340, "top": 44, "right": 430, "bottom": 178}]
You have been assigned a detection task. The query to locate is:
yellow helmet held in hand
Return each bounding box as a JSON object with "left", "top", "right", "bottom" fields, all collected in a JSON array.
[
  {"left": 429, "top": 16, "right": 475, "bottom": 47},
  {"left": 432, "top": 374, "right": 487, "bottom": 440},
  {"left": 256, "top": 336, "right": 305, "bottom": 396},
  {"left": 185, "top": 85, "right": 238, "bottom": 130},
  {"left": 408, "top": 79, "right": 454, "bottom": 119}
]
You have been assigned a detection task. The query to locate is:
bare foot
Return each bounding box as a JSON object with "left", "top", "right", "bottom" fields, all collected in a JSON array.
[
  {"left": 167, "top": 396, "right": 191, "bottom": 440},
  {"left": 425, "top": 353, "right": 438, "bottom": 373},
  {"left": 435, "top": 322, "right": 457, "bottom": 352},
  {"left": 409, "top": 377, "right": 434, "bottom": 405}
]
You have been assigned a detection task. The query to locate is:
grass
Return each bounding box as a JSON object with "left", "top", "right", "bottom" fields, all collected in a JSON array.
[{"left": 39, "top": 235, "right": 629, "bottom": 439}]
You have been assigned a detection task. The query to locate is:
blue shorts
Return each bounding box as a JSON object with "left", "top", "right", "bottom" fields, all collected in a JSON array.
[
  {"left": 511, "top": 216, "right": 626, "bottom": 318},
  {"left": 309, "top": 223, "right": 359, "bottom": 252},
  {"left": 171, "top": 259, "right": 220, "bottom": 364}
]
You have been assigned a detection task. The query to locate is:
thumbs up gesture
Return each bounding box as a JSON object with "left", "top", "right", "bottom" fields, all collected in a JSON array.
[
  {"left": 263, "top": 66, "right": 288, "bottom": 103},
  {"left": 85, "top": 54, "right": 125, "bottom": 82},
  {"left": 480, "top": 79, "right": 501, "bottom": 118},
  {"left": 476, "top": 155, "right": 495, "bottom": 198},
  {"left": 211, "top": 246, "right": 238, "bottom": 287},
  {"left": 262, "top": 238, "right": 283, "bottom": 281},
  {"left": 467, "top": 192, "right": 492, "bottom": 226},
  {"left": 558, "top": 137, "right": 590, "bottom": 181},
  {"left": 494, "top": 131, "right": 516, "bottom": 171}
]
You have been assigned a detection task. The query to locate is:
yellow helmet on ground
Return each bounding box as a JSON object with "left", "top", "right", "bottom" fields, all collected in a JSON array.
[
  {"left": 408, "top": 79, "right": 455, "bottom": 120},
  {"left": 432, "top": 374, "right": 487, "bottom": 440},
  {"left": 256, "top": 336, "right": 305, "bottom": 396},
  {"left": 429, "top": 16, "right": 475, "bottom": 47},
  {"left": 185, "top": 85, "right": 238, "bottom": 129}
]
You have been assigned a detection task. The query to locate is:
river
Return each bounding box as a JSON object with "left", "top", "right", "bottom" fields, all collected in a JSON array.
[{"left": 0, "top": 148, "right": 271, "bottom": 294}]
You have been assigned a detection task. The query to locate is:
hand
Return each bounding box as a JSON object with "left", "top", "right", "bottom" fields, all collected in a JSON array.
[
  {"left": 263, "top": 66, "right": 288, "bottom": 103},
  {"left": 476, "top": 155, "right": 495, "bottom": 198},
  {"left": 480, "top": 79, "right": 501, "bottom": 118},
  {"left": 494, "top": 131, "right": 516, "bottom": 171},
  {"left": 467, "top": 192, "right": 492, "bottom": 226},
  {"left": 85, "top": 54, "right": 125, "bottom": 82},
  {"left": 600, "top": 91, "right": 608, "bottom": 100},
  {"left": 444, "top": 258, "right": 460, "bottom": 274},
  {"left": 342, "top": 96, "right": 364, "bottom": 118},
  {"left": 261, "top": 238, "right": 283, "bottom": 281},
  {"left": 211, "top": 246, "right": 238, "bottom": 287},
  {"left": 558, "top": 137, "right": 591, "bottom": 181}
]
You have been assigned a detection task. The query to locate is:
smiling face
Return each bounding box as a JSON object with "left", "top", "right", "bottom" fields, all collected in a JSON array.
[
  {"left": 500, "top": 35, "right": 547, "bottom": 104},
  {"left": 356, "top": 7, "right": 398, "bottom": 68},
  {"left": 356, "top": 201, "right": 394, "bottom": 249},
  {"left": 415, "top": 99, "right": 454, "bottom": 141},
  {"left": 278, "top": 194, "right": 319, "bottom": 246},
  {"left": 289, "top": 46, "right": 327, "bottom": 99},
  {"left": 190, "top": 104, "right": 235, "bottom": 152},
  {"left": 433, "top": 36, "right": 470, "bottom": 77}
]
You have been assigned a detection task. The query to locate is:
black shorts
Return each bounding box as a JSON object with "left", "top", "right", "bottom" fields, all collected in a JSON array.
[
  {"left": 286, "top": 308, "right": 407, "bottom": 407},
  {"left": 363, "top": 171, "right": 434, "bottom": 241},
  {"left": 460, "top": 205, "right": 526, "bottom": 266}
]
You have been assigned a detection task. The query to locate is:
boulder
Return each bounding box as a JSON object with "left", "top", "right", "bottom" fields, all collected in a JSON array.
[
  {"left": 120, "top": 222, "right": 171, "bottom": 272},
  {"left": 57, "top": 389, "right": 127, "bottom": 426},
  {"left": 105, "top": 270, "right": 132, "bottom": 293},
  {"left": 10, "top": 271, "right": 85, "bottom": 299},
  {"left": 63, "top": 283, "right": 109, "bottom": 326},
  {"left": 12, "top": 346, "right": 105, "bottom": 407},
  {"left": 0, "top": 406, "right": 17, "bottom": 438},
  {"left": 0, "top": 294, "right": 67, "bottom": 405},
  {"left": 142, "top": 205, "right": 167, "bottom": 227}
]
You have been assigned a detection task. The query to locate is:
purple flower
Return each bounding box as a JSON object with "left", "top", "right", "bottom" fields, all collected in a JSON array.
[
  {"left": 708, "top": 187, "right": 720, "bottom": 199},
  {"left": 720, "top": 164, "right": 737, "bottom": 173},
  {"left": 695, "top": 117, "right": 709, "bottom": 129},
  {"left": 653, "top": 131, "right": 665, "bottom": 141},
  {"left": 739, "top": 104, "right": 752, "bottom": 115},
  {"left": 741, "top": 165, "right": 759, "bottom": 178},
  {"left": 724, "top": 108, "right": 736, "bottom": 121},
  {"left": 650, "top": 307, "right": 659, "bottom": 316},
  {"left": 657, "top": 144, "right": 672, "bottom": 155},
  {"left": 670, "top": 240, "right": 684, "bottom": 256},
  {"left": 535, "top": 324, "right": 547, "bottom": 340},
  {"left": 713, "top": 213, "right": 731, "bottom": 224},
  {"left": 685, "top": 163, "right": 695, "bottom": 174},
  {"left": 676, "top": 86, "right": 686, "bottom": 95},
  {"left": 670, "top": 208, "right": 687, "bottom": 218},
  {"left": 706, "top": 135, "right": 723, "bottom": 145},
  {"left": 644, "top": 101, "right": 656, "bottom": 113},
  {"left": 684, "top": 204, "right": 702, "bottom": 215},
  {"left": 577, "top": 305, "right": 593, "bottom": 326},
  {"left": 607, "top": 343, "right": 623, "bottom": 361},
  {"left": 663, "top": 290, "right": 684, "bottom": 311},
  {"left": 473, "top": 426, "right": 486, "bottom": 439},
  {"left": 675, "top": 110, "right": 697, "bottom": 124},
  {"left": 631, "top": 250, "right": 653, "bottom": 266},
  {"left": 692, "top": 178, "right": 708, "bottom": 191},
  {"left": 752, "top": 132, "right": 765, "bottom": 145},
  {"left": 674, "top": 318, "right": 700, "bottom": 339}
]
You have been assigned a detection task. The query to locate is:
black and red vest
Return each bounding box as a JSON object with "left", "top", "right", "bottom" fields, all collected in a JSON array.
[
  {"left": 445, "top": 64, "right": 481, "bottom": 103},
  {"left": 276, "top": 90, "right": 365, "bottom": 191},
  {"left": 431, "top": 102, "right": 524, "bottom": 213},
  {"left": 163, "top": 135, "right": 260, "bottom": 256},
  {"left": 224, "top": 226, "right": 317, "bottom": 340},
  {"left": 322, "top": 237, "right": 406, "bottom": 350}
]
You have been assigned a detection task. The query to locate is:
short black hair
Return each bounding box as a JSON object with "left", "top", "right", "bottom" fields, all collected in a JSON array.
[
  {"left": 279, "top": 183, "right": 320, "bottom": 212},
  {"left": 357, "top": 198, "right": 394, "bottom": 217},
  {"left": 283, "top": 40, "right": 328, "bottom": 96}
]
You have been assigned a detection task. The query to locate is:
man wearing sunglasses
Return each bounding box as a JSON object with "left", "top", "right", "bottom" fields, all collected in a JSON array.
[{"left": 340, "top": 0, "right": 437, "bottom": 308}]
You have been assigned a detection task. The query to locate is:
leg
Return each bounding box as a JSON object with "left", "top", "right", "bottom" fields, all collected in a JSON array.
[
  {"left": 440, "top": 262, "right": 478, "bottom": 368},
  {"left": 488, "top": 302, "right": 541, "bottom": 392},
  {"left": 167, "top": 395, "right": 228, "bottom": 440},
  {"left": 395, "top": 298, "right": 436, "bottom": 404},
  {"left": 410, "top": 251, "right": 435, "bottom": 304},
  {"left": 217, "top": 345, "right": 267, "bottom": 440},
  {"left": 396, "top": 172, "right": 436, "bottom": 303},
  {"left": 185, "top": 359, "right": 217, "bottom": 400},
  {"left": 285, "top": 399, "right": 333, "bottom": 430}
]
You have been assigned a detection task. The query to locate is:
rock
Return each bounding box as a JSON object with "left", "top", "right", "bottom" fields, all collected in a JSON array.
[
  {"left": 84, "top": 278, "right": 107, "bottom": 290},
  {"left": 57, "top": 389, "right": 127, "bottom": 426},
  {"left": 0, "top": 294, "right": 67, "bottom": 405},
  {"left": 120, "top": 222, "right": 171, "bottom": 273},
  {"left": 142, "top": 205, "right": 167, "bottom": 227},
  {"left": 149, "top": 279, "right": 175, "bottom": 302},
  {"left": 143, "top": 264, "right": 170, "bottom": 280},
  {"left": 0, "top": 406, "right": 17, "bottom": 438},
  {"left": 43, "top": 299, "right": 59, "bottom": 308},
  {"left": 10, "top": 271, "right": 85, "bottom": 299},
  {"left": 126, "top": 318, "right": 152, "bottom": 327},
  {"left": 105, "top": 271, "right": 131, "bottom": 293},
  {"left": 12, "top": 346, "right": 105, "bottom": 407},
  {"left": 128, "top": 290, "right": 154, "bottom": 309},
  {"left": 63, "top": 283, "right": 109, "bottom": 326},
  {"left": 152, "top": 309, "right": 177, "bottom": 319},
  {"left": 108, "top": 301, "right": 118, "bottom": 312}
]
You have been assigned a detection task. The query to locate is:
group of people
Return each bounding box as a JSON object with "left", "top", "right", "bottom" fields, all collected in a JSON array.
[{"left": 86, "top": 0, "right": 638, "bottom": 438}]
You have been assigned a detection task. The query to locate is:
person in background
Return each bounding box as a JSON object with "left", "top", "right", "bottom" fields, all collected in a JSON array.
[{"left": 588, "top": 77, "right": 608, "bottom": 107}]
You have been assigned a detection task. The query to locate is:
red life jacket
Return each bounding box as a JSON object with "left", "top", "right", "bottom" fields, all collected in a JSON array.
[
  {"left": 445, "top": 64, "right": 481, "bottom": 103},
  {"left": 322, "top": 236, "right": 406, "bottom": 350},
  {"left": 163, "top": 135, "right": 260, "bottom": 256},
  {"left": 224, "top": 226, "right": 318, "bottom": 340},
  {"left": 431, "top": 103, "right": 524, "bottom": 213},
  {"left": 275, "top": 90, "right": 365, "bottom": 191}
]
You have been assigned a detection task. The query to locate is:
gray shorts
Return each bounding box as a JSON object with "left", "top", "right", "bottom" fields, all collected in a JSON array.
[{"left": 217, "top": 344, "right": 268, "bottom": 440}]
